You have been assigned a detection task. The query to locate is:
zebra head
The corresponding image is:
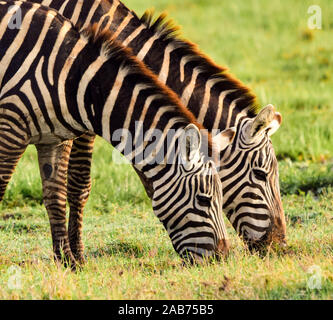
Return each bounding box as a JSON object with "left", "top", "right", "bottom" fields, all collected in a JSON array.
[
  {"left": 152, "top": 124, "right": 235, "bottom": 263},
  {"left": 220, "top": 105, "right": 286, "bottom": 251}
]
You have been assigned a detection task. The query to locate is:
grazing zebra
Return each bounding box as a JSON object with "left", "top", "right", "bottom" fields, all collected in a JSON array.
[
  {"left": 23, "top": 0, "right": 286, "bottom": 253},
  {"left": 0, "top": 1, "right": 236, "bottom": 267}
]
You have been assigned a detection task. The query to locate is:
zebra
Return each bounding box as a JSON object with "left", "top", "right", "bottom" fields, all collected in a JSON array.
[
  {"left": 0, "top": 1, "right": 236, "bottom": 267},
  {"left": 22, "top": 0, "right": 287, "bottom": 253}
]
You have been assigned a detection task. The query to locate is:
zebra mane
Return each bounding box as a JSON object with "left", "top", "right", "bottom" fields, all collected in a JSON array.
[
  {"left": 140, "top": 10, "right": 181, "bottom": 40},
  {"left": 140, "top": 10, "right": 259, "bottom": 117},
  {"left": 80, "top": 24, "right": 214, "bottom": 152}
]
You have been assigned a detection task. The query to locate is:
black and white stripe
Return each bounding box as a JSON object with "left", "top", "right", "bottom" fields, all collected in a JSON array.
[
  {"left": 0, "top": 1, "right": 234, "bottom": 267},
  {"left": 23, "top": 0, "right": 287, "bottom": 249}
]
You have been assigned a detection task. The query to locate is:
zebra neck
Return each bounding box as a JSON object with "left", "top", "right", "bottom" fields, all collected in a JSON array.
[
  {"left": 132, "top": 133, "right": 185, "bottom": 195},
  {"left": 36, "top": 0, "right": 258, "bottom": 131},
  {"left": 126, "top": 33, "right": 257, "bottom": 133},
  {"left": 96, "top": 0, "right": 258, "bottom": 131},
  {"left": 67, "top": 44, "right": 189, "bottom": 174}
]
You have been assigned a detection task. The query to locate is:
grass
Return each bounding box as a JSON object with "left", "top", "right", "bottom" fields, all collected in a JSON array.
[
  {"left": 0, "top": 143, "right": 332, "bottom": 299},
  {"left": 0, "top": 0, "right": 332, "bottom": 299}
]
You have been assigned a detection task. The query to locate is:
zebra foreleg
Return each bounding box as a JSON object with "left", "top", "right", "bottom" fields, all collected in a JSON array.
[
  {"left": 67, "top": 133, "right": 95, "bottom": 264},
  {"left": 0, "top": 130, "right": 28, "bottom": 202},
  {"left": 36, "top": 141, "right": 77, "bottom": 269}
]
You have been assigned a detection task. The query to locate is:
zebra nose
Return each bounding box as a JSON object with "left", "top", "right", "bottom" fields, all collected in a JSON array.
[
  {"left": 216, "top": 239, "right": 230, "bottom": 258},
  {"left": 280, "top": 238, "right": 287, "bottom": 247}
]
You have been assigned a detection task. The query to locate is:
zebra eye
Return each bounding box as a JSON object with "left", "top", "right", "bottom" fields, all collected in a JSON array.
[
  {"left": 196, "top": 195, "right": 212, "bottom": 207},
  {"left": 253, "top": 169, "right": 267, "bottom": 181}
]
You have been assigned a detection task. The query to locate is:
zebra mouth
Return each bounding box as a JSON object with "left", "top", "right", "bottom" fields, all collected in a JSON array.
[
  {"left": 243, "top": 230, "right": 269, "bottom": 254},
  {"left": 179, "top": 246, "right": 228, "bottom": 266},
  {"left": 244, "top": 230, "right": 287, "bottom": 255},
  {"left": 247, "top": 241, "right": 267, "bottom": 254},
  {"left": 180, "top": 254, "right": 222, "bottom": 266},
  {"left": 180, "top": 252, "right": 199, "bottom": 266}
]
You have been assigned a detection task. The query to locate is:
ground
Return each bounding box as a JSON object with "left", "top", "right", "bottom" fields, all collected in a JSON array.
[{"left": 0, "top": 0, "right": 332, "bottom": 299}]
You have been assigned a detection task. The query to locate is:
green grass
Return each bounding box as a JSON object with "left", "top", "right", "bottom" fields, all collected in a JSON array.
[
  {"left": 0, "top": 0, "right": 332, "bottom": 299},
  {"left": 129, "top": 0, "right": 333, "bottom": 162}
]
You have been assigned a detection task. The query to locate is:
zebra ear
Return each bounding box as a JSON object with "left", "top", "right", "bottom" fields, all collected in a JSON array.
[
  {"left": 180, "top": 124, "right": 202, "bottom": 164},
  {"left": 267, "top": 112, "right": 282, "bottom": 136},
  {"left": 250, "top": 104, "right": 282, "bottom": 138},
  {"left": 212, "top": 127, "right": 236, "bottom": 151}
]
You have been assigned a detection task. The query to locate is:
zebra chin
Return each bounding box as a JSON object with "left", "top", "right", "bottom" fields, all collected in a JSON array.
[
  {"left": 177, "top": 239, "right": 230, "bottom": 265},
  {"left": 243, "top": 228, "right": 287, "bottom": 254}
]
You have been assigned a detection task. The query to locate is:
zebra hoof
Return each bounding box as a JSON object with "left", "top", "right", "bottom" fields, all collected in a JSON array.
[{"left": 74, "top": 254, "right": 86, "bottom": 266}]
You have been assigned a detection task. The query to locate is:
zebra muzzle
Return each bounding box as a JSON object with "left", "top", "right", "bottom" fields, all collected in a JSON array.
[{"left": 216, "top": 239, "right": 230, "bottom": 258}]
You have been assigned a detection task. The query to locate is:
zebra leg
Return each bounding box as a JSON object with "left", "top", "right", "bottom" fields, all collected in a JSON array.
[
  {"left": 67, "top": 133, "right": 96, "bottom": 264},
  {"left": 36, "top": 141, "right": 77, "bottom": 269},
  {"left": 0, "top": 130, "right": 28, "bottom": 203}
]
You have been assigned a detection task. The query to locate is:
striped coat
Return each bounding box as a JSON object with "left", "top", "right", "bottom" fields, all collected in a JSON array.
[
  {"left": 0, "top": 1, "right": 235, "bottom": 267},
  {"left": 19, "top": 0, "right": 286, "bottom": 253}
]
